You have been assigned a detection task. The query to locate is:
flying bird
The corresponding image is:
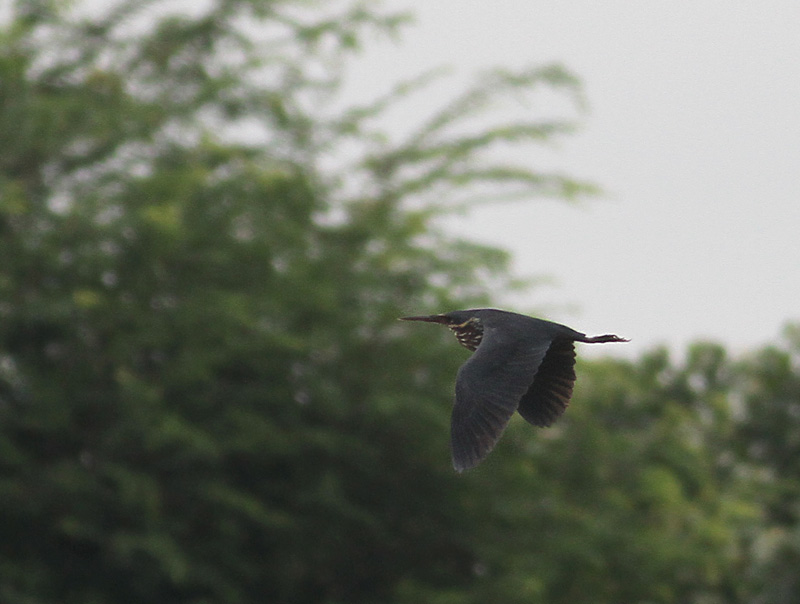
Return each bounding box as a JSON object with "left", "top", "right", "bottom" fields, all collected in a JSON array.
[{"left": 400, "top": 308, "right": 628, "bottom": 472}]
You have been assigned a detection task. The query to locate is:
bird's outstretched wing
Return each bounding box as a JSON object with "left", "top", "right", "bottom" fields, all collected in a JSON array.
[
  {"left": 516, "top": 339, "right": 576, "bottom": 427},
  {"left": 451, "top": 336, "right": 549, "bottom": 472}
]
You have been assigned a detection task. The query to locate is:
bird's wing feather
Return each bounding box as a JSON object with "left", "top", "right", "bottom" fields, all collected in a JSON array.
[
  {"left": 517, "top": 339, "right": 576, "bottom": 427},
  {"left": 451, "top": 336, "right": 549, "bottom": 472}
]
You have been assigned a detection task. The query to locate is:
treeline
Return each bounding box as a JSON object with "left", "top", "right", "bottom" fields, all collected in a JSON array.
[{"left": 1, "top": 1, "right": 798, "bottom": 602}]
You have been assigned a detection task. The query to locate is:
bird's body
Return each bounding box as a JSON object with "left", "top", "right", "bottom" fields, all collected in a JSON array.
[{"left": 400, "top": 308, "right": 628, "bottom": 471}]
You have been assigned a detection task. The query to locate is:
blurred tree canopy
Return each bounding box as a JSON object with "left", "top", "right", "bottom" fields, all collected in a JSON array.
[{"left": 1, "top": 1, "right": 799, "bottom": 603}]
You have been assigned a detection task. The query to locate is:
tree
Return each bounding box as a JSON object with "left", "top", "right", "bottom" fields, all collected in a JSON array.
[
  {"left": 731, "top": 326, "right": 800, "bottom": 603},
  {"left": 0, "top": 1, "right": 592, "bottom": 602},
  {"left": 414, "top": 344, "right": 760, "bottom": 604}
]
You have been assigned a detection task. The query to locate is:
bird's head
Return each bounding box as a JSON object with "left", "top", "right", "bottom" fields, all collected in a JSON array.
[{"left": 399, "top": 310, "right": 485, "bottom": 351}]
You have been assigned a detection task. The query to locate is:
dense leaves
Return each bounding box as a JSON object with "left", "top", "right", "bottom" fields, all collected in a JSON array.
[{"left": 1, "top": 1, "right": 799, "bottom": 603}]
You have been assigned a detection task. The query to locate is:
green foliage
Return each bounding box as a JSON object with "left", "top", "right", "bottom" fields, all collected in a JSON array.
[
  {"left": 0, "top": 1, "right": 587, "bottom": 602},
  {"left": 731, "top": 328, "right": 800, "bottom": 602},
  {"left": 1, "top": 1, "right": 799, "bottom": 603}
]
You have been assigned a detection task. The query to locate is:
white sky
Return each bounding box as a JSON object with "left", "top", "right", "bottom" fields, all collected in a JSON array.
[{"left": 345, "top": 0, "right": 800, "bottom": 358}]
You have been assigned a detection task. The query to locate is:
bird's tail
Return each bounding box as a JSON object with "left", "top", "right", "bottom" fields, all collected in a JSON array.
[{"left": 579, "top": 334, "right": 629, "bottom": 344}]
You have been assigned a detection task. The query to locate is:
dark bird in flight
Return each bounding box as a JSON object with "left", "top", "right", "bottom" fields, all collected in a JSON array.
[{"left": 400, "top": 308, "right": 628, "bottom": 472}]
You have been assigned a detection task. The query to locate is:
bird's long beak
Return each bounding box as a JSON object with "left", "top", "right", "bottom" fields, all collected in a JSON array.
[{"left": 399, "top": 314, "right": 449, "bottom": 324}]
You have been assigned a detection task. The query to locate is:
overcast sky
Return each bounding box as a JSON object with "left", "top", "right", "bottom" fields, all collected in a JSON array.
[{"left": 344, "top": 0, "right": 800, "bottom": 358}]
